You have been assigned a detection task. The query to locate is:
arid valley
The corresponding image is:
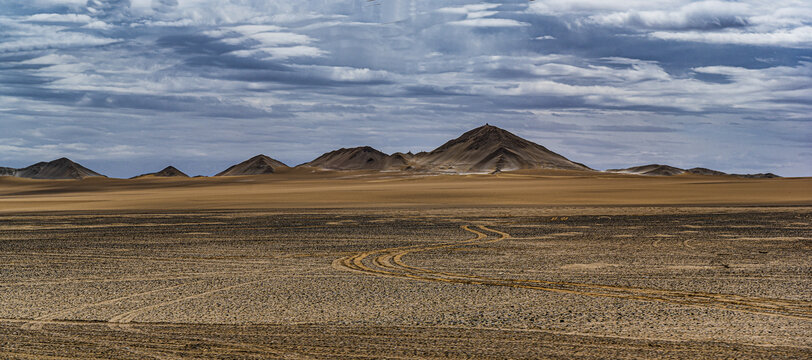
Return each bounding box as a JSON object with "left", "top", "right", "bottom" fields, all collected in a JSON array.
[{"left": 1, "top": 171, "right": 810, "bottom": 359}]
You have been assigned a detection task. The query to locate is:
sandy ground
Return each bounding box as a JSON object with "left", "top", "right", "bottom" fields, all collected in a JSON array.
[
  {"left": 0, "top": 170, "right": 810, "bottom": 212},
  {"left": 0, "top": 172, "right": 810, "bottom": 358}
]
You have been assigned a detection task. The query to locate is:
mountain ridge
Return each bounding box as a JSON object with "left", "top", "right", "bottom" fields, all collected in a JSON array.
[{"left": 607, "top": 164, "right": 780, "bottom": 178}]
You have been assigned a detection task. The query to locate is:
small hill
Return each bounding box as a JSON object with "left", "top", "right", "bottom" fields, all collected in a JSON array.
[
  {"left": 608, "top": 165, "right": 780, "bottom": 178},
  {"left": 1, "top": 158, "right": 105, "bottom": 179},
  {"left": 216, "top": 155, "right": 288, "bottom": 176},
  {"left": 300, "top": 146, "right": 407, "bottom": 170},
  {"left": 132, "top": 166, "right": 189, "bottom": 179},
  {"left": 607, "top": 164, "right": 686, "bottom": 176},
  {"left": 411, "top": 124, "right": 591, "bottom": 173},
  {"left": 733, "top": 173, "right": 780, "bottom": 179}
]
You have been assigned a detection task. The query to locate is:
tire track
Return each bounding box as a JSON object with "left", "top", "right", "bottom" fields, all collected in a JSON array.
[
  {"left": 23, "top": 280, "right": 209, "bottom": 331},
  {"left": 108, "top": 275, "right": 269, "bottom": 324},
  {"left": 335, "top": 225, "right": 812, "bottom": 320}
]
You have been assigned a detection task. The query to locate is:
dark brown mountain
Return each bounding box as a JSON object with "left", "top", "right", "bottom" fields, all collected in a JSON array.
[
  {"left": 132, "top": 166, "right": 190, "bottom": 179},
  {"left": 300, "top": 146, "right": 407, "bottom": 171},
  {"left": 411, "top": 124, "right": 592, "bottom": 172},
  {"left": 216, "top": 155, "right": 288, "bottom": 176},
  {"left": 1, "top": 158, "right": 105, "bottom": 179}
]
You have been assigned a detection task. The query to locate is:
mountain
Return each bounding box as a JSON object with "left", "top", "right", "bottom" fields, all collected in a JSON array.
[
  {"left": 608, "top": 164, "right": 780, "bottom": 178},
  {"left": 216, "top": 155, "right": 288, "bottom": 176},
  {"left": 300, "top": 146, "right": 407, "bottom": 171},
  {"left": 410, "top": 124, "right": 592, "bottom": 173},
  {"left": 732, "top": 173, "right": 780, "bottom": 179},
  {"left": 0, "top": 158, "right": 105, "bottom": 179},
  {"left": 607, "top": 164, "right": 686, "bottom": 176},
  {"left": 132, "top": 166, "right": 189, "bottom": 179},
  {"left": 686, "top": 167, "right": 726, "bottom": 176}
]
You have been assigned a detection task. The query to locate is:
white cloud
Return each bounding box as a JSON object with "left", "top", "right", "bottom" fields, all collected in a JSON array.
[
  {"left": 438, "top": 4, "right": 501, "bottom": 15},
  {"left": 21, "top": 53, "right": 79, "bottom": 64},
  {"left": 247, "top": 32, "right": 312, "bottom": 46},
  {"left": 650, "top": 26, "right": 812, "bottom": 47},
  {"left": 0, "top": 31, "right": 117, "bottom": 52},
  {"left": 449, "top": 18, "right": 530, "bottom": 27},
  {"left": 529, "top": 0, "right": 689, "bottom": 15},
  {"left": 262, "top": 45, "right": 326, "bottom": 60},
  {"left": 25, "top": 13, "right": 93, "bottom": 23},
  {"left": 229, "top": 24, "right": 284, "bottom": 35},
  {"left": 588, "top": 1, "right": 751, "bottom": 30},
  {"left": 83, "top": 20, "right": 113, "bottom": 29},
  {"left": 531, "top": 0, "right": 812, "bottom": 47},
  {"left": 231, "top": 45, "right": 326, "bottom": 60}
]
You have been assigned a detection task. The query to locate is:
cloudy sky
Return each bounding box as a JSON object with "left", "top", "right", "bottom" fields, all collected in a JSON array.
[{"left": 1, "top": 0, "right": 810, "bottom": 177}]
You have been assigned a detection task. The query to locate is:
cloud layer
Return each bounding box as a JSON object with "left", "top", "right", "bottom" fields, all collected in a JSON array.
[{"left": 0, "top": 0, "right": 810, "bottom": 177}]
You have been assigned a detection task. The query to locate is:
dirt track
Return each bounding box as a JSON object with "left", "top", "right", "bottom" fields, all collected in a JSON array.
[{"left": 336, "top": 225, "right": 812, "bottom": 320}]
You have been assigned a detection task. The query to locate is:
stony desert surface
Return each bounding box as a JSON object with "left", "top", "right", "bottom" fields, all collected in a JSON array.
[{"left": 0, "top": 173, "right": 810, "bottom": 359}]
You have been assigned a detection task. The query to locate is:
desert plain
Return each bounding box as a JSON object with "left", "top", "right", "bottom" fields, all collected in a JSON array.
[{"left": 0, "top": 171, "right": 810, "bottom": 359}]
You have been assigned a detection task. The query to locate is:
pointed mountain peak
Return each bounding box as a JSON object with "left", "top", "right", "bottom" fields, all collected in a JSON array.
[
  {"left": 216, "top": 154, "right": 288, "bottom": 176},
  {"left": 132, "top": 166, "right": 190, "bottom": 178},
  {"left": 52, "top": 157, "right": 74, "bottom": 164},
  {"left": 248, "top": 154, "right": 273, "bottom": 161},
  {"left": 432, "top": 124, "right": 532, "bottom": 155}
]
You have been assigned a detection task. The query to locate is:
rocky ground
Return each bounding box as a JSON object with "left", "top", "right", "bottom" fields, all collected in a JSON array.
[{"left": 0, "top": 207, "right": 809, "bottom": 359}]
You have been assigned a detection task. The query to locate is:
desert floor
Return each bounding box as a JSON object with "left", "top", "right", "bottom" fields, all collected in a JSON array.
[{"left": 0, "top": 172, "right": 810, "bottom": 359}]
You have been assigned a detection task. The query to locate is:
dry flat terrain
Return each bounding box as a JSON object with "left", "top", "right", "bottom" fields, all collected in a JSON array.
[{"left": 0, "top": 173, "right": 810, "bottom": 359}]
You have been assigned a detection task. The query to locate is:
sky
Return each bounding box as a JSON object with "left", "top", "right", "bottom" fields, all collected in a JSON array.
[{"left": 0, "top": 0, "right": 810, "bottom": 177}]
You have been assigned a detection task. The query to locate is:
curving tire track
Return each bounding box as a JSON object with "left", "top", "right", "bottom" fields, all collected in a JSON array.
[{"left": 334, "top": 225, "right": 812, "bottom": 320}]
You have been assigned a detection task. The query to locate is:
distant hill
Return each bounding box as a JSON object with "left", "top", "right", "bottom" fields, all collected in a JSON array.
[
  {"left": 300, "top": 146, "right": 407, "bottom": 171},
  {"left": 607, "top": 164, "right": 780, "bottom": 178},
  {"left": 0, "top": 158, "right": 105, "bottom": 179},
  {"left": 132, "top": 166, "right": 189, "bottom": 179},
  {"left": 216, "top": 155, "right": 288, "bottom": 176},
  {"left": 607, "top": 164, "right": 686, "bottom": 176}
]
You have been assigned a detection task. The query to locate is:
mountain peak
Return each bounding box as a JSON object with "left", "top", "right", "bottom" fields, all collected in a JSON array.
[
  {"left": 131, "top": 165, "right": 190, "bottom": 179},
  {"left": 216, "top": 154, "right": 288, "bottom": 176},
  {"left": 11, "top": 157, "right": 105, "bottom": 179},
  {"left": 417, "top": 125, "right": 591, "bottom": 172},
  {"left": 301, "top": 146, "right": 406, "bottom": 170}
]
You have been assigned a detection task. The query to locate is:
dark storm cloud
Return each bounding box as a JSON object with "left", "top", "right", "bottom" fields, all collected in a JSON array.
[{"left": 0, "top": 0, "right": 810, "bottom": 177}]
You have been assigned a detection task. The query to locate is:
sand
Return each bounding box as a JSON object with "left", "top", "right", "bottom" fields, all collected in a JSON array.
[{"left": 0, "top": 170, "right": 810, "bottom": 213}]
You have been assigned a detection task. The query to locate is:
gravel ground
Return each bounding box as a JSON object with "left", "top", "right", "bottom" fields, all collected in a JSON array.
[{"left": 0, "top": 207, "right": 809, "bottom": 359}]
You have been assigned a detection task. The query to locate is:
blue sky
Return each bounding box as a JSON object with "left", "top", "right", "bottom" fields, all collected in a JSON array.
[{"left": 0, "top": 0, "right": 810, "bottom": 177}]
